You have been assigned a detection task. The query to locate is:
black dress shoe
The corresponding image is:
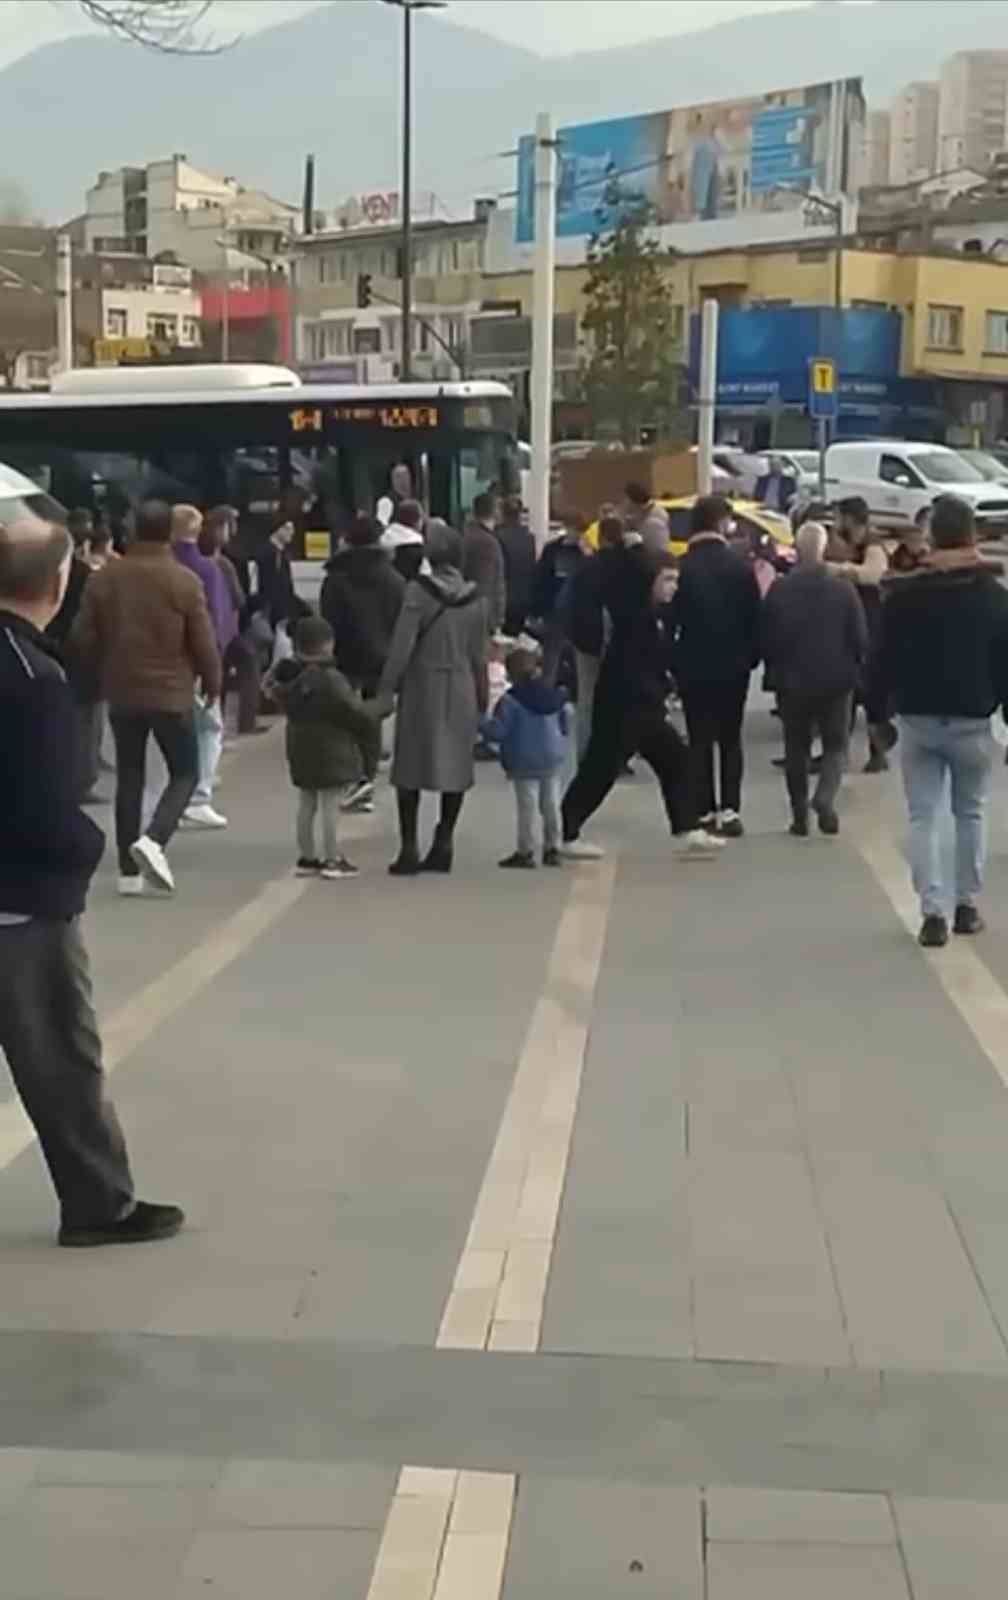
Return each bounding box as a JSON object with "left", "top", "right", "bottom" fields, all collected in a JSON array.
[
  {"left": 500, "top": 852, "right": 536, "bottom": 870},
  {"left": 789, "top": 817, "right": 809, "bottom": 837},
  {"left": 542, "top": 849, "right": 564, "bottom": 868},
  {"left": 864, "top": 752, "right": 890, "bottom": 774},
  {"left": 59, "top": 1201, "right": 184, "bottom": 1249},
  {"left": 919, "top": 915, "right": 949, "bottom": 949},
  {"left": 388, "top": 852, "right": 421, "bottom": 877},
  {"left": 420, "top": 844, "right": 454, "bottom": 874},
  {"left": 954, "top": 904, "right": 985, "bottom": 936},
  {"left": 816, "top": 805, "right": 840, "bottom": 836}
]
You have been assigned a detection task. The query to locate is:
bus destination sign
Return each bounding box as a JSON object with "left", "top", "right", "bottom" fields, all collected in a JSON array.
[{"left": 290, "top": 404, "right": 441, "bottom": 433}]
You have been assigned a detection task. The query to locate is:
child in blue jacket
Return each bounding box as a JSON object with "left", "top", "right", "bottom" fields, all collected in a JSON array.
[{"left": 481, "top": 646, "right": 570, "bottom": 869}]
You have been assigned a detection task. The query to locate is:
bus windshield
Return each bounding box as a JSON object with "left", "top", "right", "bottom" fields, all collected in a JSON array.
[{"left": 0, "top": 379, "right": 519, "bottom": 559}]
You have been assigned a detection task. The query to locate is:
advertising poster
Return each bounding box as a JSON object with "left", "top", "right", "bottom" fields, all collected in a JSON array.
[{"left": 515, "top": 78, "right": 865, "bottom": 245}]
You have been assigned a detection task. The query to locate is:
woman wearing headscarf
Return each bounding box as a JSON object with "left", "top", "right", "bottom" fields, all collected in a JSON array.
[{"left": 378, "top": 520, "right": 488, "bottom": 875}]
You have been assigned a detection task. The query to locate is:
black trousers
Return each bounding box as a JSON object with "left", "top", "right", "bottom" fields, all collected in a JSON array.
[
  {"left": 73, "top": 699, "right": 103, "bottom": 800},
  {"left": 225, "top": 635, "right": 261, "bottom": 736},
  {"left": 0, "top": 919, "right": 134, "bottom": 1227},
  {"left": 781, "top": 691, "right": 851, "bottom": 820},
  {"left": 563, "top": 702, "right": 696, "bottom": 840},
  {"left": 110, "top": 709, "right": 198, "bottom": 875},
  {"left": 680, "top": 676, "right": 750, "bottom": 816}
]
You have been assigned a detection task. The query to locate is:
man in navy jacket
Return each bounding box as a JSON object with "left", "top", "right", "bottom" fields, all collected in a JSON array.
[{"left": 0, "top": 518, "right": 183, "bottom": 1247}]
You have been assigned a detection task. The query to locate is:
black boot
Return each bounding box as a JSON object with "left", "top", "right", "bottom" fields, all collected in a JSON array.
[{"left": 421, "top": 834, "right": 454, "bottom": 873}]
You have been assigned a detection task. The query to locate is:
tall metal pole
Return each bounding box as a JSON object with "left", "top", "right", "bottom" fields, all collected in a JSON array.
[
  {"left": 56, "top": 233, "right": 73, "bottom": 373},
  {"left": 696, "top": 298, "right": 719, "bottom": 496},
  {"left": 400, "top": 4, "right": 413, "bottom": 382},
  {"left": 530, "top": 111, "right": 557, "bottom": 553},
  {"left": 221, "top": 236, "right": 230, "bottom": 363}
]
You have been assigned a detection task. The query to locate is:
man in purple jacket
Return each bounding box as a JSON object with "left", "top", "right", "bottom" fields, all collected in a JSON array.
[{"left": 172, "top": 504, "right": 231, "bottom": 829}]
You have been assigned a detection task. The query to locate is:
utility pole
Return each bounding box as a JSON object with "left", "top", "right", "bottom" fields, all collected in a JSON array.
[
  {"left": 696, "top": 299, "right": 719, "bottom": 496},
  {"left": 530, "top": 112, "right": 557, "bottom": 553},
  {"left": 382, "top": 0, "right": 446, "bottom": 382},
  {"left": 56, "top": 234, "right": 73, "bottom": 373}
]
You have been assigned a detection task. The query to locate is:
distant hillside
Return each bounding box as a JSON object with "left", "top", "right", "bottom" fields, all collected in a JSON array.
[{"left": 4, "top": 0, "right": 1007, "bottom": 221}]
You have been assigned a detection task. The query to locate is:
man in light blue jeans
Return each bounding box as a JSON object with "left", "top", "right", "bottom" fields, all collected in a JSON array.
[
  {"left": 900, "top": 715, "right": 994, "bottom": 931},
  {"left": 876, "top": 493, "right": 1008, "bottom": 948}
]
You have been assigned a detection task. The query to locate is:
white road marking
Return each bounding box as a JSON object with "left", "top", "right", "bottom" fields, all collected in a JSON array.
[
  {"left": 366, "top": 1467, "right": 515, "bottom": 1600},
  {"left": 0, "top": 875, "right": 308, "bottom": 1174},
  {"left": 438, "top": 861, "right": 616, "bottom": 1353},
  {"left": 858, "top": 829, "right": 1008, "bottom": 1091}
]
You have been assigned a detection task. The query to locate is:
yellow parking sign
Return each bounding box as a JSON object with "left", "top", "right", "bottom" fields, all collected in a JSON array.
[{"left": 812, "top": 359, "right": 836, "bottom": 395}]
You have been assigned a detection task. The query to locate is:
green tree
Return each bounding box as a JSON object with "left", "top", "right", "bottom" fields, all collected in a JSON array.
[{"left": 579, "top": 183, "right": 687, "bottom": 448}]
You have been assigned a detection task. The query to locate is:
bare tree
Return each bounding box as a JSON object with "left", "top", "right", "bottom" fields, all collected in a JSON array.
[{"left": 65, "top": 1, "right": 229, "bottom": 53}]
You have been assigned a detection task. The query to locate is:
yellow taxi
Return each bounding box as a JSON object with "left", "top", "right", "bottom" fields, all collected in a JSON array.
[{"left": 586, "top": 495, "right": 795, "bottom": 560}]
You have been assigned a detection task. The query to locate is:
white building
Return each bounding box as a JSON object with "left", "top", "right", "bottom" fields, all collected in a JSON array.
[
  {"left": 95, "top": 263, "right": 202, "bottom": 360},
  {"left": 865, "top": 110, "right": 892, "bottom": 188},
  {"left": 938, "top": 51, "right": 1008, "bottom": 174},
  {"left": 84, "top": 154, "right": 298, "bottom": 272},
  {"left": 889, "top": 82, "right": 939, "bottom": 185}
]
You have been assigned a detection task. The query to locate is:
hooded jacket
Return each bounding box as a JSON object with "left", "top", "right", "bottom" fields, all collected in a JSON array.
[
  {"left": 670, "top": 534, "right": 762, "bottom": 686},
  {"left": 0, "top": 611, "right": 105, "bottom": 919},
  {"left": 875, "top": 549, "right": 1008, "bottom": 720},
  {"left": 268, "top": 655, "right": 377, "bottom": 791},
  {"left": 319, "top": 544, "right": 406, "bottom": 689},
  {"left": 481, "top": 677, "right": 570, "bottom": 779}
]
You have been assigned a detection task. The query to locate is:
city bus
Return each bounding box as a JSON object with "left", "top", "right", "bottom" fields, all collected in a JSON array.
[{"left": 0, "top": 365, "right": 520, "bottom": 559}]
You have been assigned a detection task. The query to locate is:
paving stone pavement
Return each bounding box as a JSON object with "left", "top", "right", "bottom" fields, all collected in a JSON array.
[{"left": 3, "top": 715, "right": 1008, "bottom": 1596}]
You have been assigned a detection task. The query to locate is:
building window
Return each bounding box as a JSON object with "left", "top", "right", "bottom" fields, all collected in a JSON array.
[
  {"left": 146, "top": 312, "right": 179, "bottom": 342},
  {"left": 927, "top": 304, "right": 963, "bottom": 350},
  {"left": 324, "top": 321, "right": 350, "bottom": 357},
  {"left": 317, "top": 256, "right": 328, "bottom": 286},
  {"left": 985, "top": 310, "right": 1008, "bottom": 354},
  {"left": 180, "top": 316, "right": 200, "bottom": 346},
  {"left": 381, "top": 317, "right": 399, "bottom": 354},
  {"left": 106, "top": 306, "right": 127, "bottom": 337}
]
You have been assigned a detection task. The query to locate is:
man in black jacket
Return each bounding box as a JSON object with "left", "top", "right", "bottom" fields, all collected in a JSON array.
[
  {"left": 763, "top": 522, "right": 869, "bottom": 836},
  {"left": 0, "top": 519, "right": 183, "bottom": 1247},
  {"left": 670, "top": 495, "right": 762, "bottom": 837},
  {"left": 320, "top": 514, "right": 405, "bottom": 801},
  {"left": 875, "top": 494, "right": 1008, "bottom": 948},
  {"left": 494, "top": 496, "right": 537, "bottom": 637}
]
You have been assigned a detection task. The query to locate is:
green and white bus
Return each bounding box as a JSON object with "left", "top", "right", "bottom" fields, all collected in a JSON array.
[{"left": 0, "top": 365, "right": 520, "bottom": 558}]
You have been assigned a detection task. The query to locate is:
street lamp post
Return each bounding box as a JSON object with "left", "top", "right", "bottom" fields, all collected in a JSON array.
[{"left": 381, "top": 0, "right": 446, "bottom": 382}]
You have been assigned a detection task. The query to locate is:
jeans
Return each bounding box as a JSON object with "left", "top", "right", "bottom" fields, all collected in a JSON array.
[
  {"left": 781, "top": 691, "right": 851, "bottom": 820},
  {"left": 563, "top": 702, "right": 696, "bottom": 840},
  {"left": 297, "top": 788, "right": 342, "bottom": 861},
  {"left": 681, "top": 676, "right": 750, "bottom": 816},
  {"left": 574, "top": 651, "right": 600, "bottom": 760},
  {"left": 900, "top": 715, "right": 995, "bottom": 919},
  {"left": 191, "top": 697, "right": 224, "bottom": 807},
  {"left": 110, "top": 709, "right": 199, "bottom": 876},
  {"left": 514, "top": 775, "right": 562, "bottom": 856},
  {"left": 0, "top": 919, "right": 134, "bottom": 1227}
]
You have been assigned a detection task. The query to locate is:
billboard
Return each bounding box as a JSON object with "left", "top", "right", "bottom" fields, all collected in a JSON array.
[{"left": 515, "top": 79, "right": 865, "bottom": 245}]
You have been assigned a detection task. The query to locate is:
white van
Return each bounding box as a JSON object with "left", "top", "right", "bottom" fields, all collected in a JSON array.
[{"left": 824, "top": 440, "right": 1008, "bottom": 531}]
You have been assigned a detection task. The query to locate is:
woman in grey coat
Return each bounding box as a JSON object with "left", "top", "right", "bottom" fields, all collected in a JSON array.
[{"left": 379, "top": 520, "right": 489, "bottom": 875}]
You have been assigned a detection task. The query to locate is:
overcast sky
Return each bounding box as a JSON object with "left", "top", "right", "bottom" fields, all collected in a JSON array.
[{"left": 0, "top": 1, "right": 823, "bottom": 64}]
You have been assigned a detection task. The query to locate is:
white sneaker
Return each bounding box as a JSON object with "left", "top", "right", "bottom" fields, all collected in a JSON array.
[
  {"left": 117, "top": 874, "right": 146, "bottom": 898},
  {"left": 130, "top": 835, "right": 175, "bottom": 892},
  {"left": 182, "top": 804, "right": 228, "bottom": 830},
  {"left": 561, "top": 839, "right": 605, "bottom": 861},
  {"left": 341, "top": 779, "right": 375, "bottom": 812},
  {"left": 673, "top": 829, "right": 726, "bottom": 859}
]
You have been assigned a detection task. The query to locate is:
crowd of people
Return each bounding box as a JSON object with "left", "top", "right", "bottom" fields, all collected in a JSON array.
[{"left": 2, "top": 467, "right": 1008, "bottom": 1245}]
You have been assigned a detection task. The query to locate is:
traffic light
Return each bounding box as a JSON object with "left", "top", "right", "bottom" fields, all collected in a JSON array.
[{"left": 357, "top": 273, "right": 373, "bottom": 310}]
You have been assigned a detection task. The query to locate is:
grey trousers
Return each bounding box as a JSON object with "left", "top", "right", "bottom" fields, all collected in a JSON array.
[
  {"left": 297, "top": 788, "right": 342, "bottom": 861},
  {"left": 514, "top": 775, "right": 563, "bottom": 855},
  {"left": 781, "top": 691, "right": 851, "bottom": 819},
  {"left": 0, "top": 919, "right": 134, "bottom": 1227}
]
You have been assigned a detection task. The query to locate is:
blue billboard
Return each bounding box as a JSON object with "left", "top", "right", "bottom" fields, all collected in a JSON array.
[{"left": 515, "top": 78, "right": 865, "bottom": 245}]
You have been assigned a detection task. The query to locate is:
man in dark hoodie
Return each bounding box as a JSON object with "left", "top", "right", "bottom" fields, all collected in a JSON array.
[
  {"left": 670, "top": 494, "right": 762, "bottom": 838},
  {"left": 875, "top": 493, "right": 1008, "bottom": 948},
  {"left": 561, "top": 546, "right": 724, "bottom": 861},
  {"left": 320, "top": 514, "right": 405, "bottom": 806},
  {"left": 0, "top": 518, "right": 183, "bottom": 1247}
]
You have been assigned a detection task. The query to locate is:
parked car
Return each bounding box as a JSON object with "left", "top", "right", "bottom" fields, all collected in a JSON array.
[
  {"left": 823, "top": 439, "right": 1008, "bottom": 532},
  {"left": 586, "top": 494, "right": 794, "bottom": 561},
  {"left": 957, "top": 447, "right": 1008, "bottom": 487}
]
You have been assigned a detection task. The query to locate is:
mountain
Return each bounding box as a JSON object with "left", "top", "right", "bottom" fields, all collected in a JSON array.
[{"left": 3, "top": 0, "right": 1007, "bottom": 222}]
